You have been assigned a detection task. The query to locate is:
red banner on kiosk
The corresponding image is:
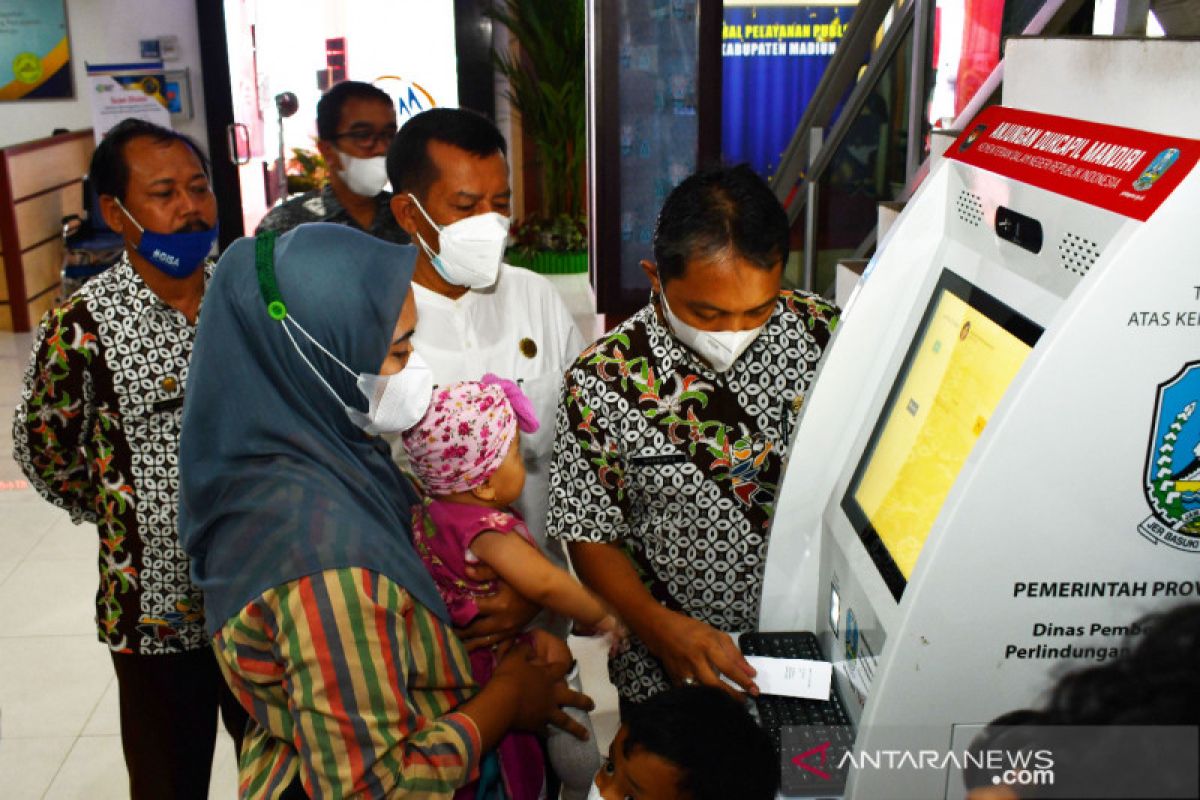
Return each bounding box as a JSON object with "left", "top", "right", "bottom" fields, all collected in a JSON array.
[{"left": 947, "top": 106, "right": 1200, "bottom": 221}]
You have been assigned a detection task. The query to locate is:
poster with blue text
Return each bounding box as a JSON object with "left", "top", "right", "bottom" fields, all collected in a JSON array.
[
  {"left": 86, "top": 62, "right": 170, "bottom": 143},
  {"left": 0, "top": 0, "right": 72, "bottom": 100},
  {"left": 722, "top": 3, "right": 854, "bottom": 178}
]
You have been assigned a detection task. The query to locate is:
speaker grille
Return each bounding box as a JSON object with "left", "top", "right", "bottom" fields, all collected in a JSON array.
[
  {"left": 1058, "top": 231, "right": 1101, "bottom": 277},
  {"left": 955, "top": 191, "right": 983, "bottom": 227}
]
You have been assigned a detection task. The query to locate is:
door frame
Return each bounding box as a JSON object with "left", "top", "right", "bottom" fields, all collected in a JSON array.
[{"left": 195, "top": 0, "right": 245, "bottom": 248}]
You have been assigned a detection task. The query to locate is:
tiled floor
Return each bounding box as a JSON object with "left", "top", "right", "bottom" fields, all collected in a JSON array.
[{"left": 0, "top": 329, "right": 617, "bottom": 798}]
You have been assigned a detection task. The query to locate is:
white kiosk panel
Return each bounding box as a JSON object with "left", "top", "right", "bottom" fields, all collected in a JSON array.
[{"left": 761, "top": 104, "right": 1200, "bottom": 799}]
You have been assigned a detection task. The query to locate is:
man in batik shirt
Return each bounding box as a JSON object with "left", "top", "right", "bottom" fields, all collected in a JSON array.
[
  {"left": 256, "top": 80, "right": 409, "bottom": 244},
  {"left": 13, "top": 118, "right": 246, "bottom": 797},
  {"left": 548, "top": 165, "right": 839, "bottom": 707}
]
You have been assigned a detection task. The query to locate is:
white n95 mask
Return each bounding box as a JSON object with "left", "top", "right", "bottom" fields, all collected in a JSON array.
[
  {"left": 409, "top": 194, "right": 509, "bottom": 289},
  {"left": 281, "top": 315, "right": 433, "bottom": 435},
  {"left": 659, "top": 289, "right": 765, "bottom": 373},
  {"left": 337, "top": 152, "right": 389, "bottom": 197},
  {"left": 348, "top": 352, "right": 434, "bottom": 434}
]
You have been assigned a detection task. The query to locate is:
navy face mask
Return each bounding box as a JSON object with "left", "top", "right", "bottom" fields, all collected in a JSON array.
[{"left": 114, "top": 197, "right": 218, "bottom": 279}]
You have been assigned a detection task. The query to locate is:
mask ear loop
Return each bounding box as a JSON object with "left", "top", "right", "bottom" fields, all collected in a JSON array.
[
  {"left": 406, "top": 194, "right": 446, "bottom": 271},
  {"left": 254, "top": 231, "right": 358, "bottom": 407},
  {"left": 654, "top": 275, "right": 681, "bottom": 340},
  {"left": 112, "top": 196, "right": 146, "bottom": 234},
  {"left": 406, "top": 194, "right": 442, "bottom": 233}
]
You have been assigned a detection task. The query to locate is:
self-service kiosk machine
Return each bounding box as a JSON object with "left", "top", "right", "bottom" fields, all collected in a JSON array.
[{"left": 760, "top": 62, "right": 1200, "bottom": 799}]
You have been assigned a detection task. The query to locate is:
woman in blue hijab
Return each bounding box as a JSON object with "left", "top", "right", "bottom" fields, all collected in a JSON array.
[{"left": 179, "top": 223, "right": 590, "bottom": 798}]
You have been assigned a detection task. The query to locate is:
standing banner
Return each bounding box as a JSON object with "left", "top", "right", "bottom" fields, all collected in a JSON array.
[
  {"left": 0, "top": 0, "right": 73, "bottom": 100},
  {"left": 86, "top": 61, "right": 171, "bottom": 142},
  {"left": 722, "top": 3, "right": 855, "bottom": 178}
]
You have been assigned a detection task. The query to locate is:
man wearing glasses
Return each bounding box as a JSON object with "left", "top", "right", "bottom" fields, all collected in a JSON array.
[{"left": 256, "top": 80, "right": 409, "bottom": 243}]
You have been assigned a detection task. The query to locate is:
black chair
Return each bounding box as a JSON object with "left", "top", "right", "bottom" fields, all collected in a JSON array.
[{"left": 59, "top": 177, "right": 124, "bottom": 300}]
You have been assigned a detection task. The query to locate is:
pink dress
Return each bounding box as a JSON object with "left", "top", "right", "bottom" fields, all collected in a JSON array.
[{"left": 413, "top": 498, "right": 544, "bottom": 800}]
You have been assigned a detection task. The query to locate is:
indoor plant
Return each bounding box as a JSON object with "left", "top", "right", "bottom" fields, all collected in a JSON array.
[
  {"left": 488, "top": 0, "right": 588, "bottom": 274},
  {"left": 507, "top": 213, "right": 588, "bottom": 274},
  {"left": 285, "top": 146, "right": 328, "bottom": 194}
]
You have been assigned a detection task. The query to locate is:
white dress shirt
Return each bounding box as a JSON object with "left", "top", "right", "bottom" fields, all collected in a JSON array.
[{"left": 406, "top": 263, "right": 586, "bottom": 558}]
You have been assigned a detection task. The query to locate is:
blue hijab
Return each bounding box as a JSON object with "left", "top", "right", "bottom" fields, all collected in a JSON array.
[{"left": 179, "top": 223, "right": 447, "bottom": 634}]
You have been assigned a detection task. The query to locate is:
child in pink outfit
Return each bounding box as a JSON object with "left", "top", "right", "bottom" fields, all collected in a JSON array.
[{"left": 403, "top": 374, "right": 623, "bottom": 800}]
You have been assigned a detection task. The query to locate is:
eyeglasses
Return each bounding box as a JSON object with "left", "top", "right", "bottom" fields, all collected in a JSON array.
[{"left": 332, "top": 126, "right": 398, "bottom": 149}]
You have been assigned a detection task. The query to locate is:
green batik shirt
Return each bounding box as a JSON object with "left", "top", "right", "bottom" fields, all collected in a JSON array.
[
  {"left": 255, "top": 183, "right": 411, "bottom": 244},
  {"left": 548, "top": 289, "right": 839, "bottom": 702}
]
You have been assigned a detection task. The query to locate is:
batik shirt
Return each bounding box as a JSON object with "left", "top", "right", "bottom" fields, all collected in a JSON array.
[
  {"left": 12, "top": 255, "right": 213, "bottom": 654},
  {"left": 548, "top": 290, "right": 839, "bottom": 702},
  {"left": 255, "top": 183, "right": 410, "bottom": 244}
]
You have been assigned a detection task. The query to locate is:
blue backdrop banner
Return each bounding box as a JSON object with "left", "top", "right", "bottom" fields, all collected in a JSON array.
[{"left": 722, "top": 5, "right": 854, "bottom": 179}]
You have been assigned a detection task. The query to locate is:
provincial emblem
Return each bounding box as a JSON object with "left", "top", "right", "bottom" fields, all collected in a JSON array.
[
  {"left": 1133, "top": 148, "right": 1179, "bottom": 192},
  {"left": 1139, "top": 362, "right": 1200, "bottom": 553}
]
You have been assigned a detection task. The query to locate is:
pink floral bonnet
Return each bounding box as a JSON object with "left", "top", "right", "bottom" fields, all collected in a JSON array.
[{"left": 401, "top": 374, "right": 539, "bottom": 496}]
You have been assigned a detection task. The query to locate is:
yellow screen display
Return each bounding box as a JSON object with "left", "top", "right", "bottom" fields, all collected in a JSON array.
[{"left": 852, "top": 289, "right": 1033, "bottom": 578}]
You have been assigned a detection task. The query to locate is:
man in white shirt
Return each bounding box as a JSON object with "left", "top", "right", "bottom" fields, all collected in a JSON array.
[{"left": 386, "top": 108, "right": 585, "bottom": 568}]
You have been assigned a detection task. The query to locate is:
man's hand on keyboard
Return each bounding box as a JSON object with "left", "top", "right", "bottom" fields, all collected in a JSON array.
[{"left": 642, "top": 609, "right": 759, "bottom": 699}]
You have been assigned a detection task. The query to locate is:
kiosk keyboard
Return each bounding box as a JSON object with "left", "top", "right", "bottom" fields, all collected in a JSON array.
[{"left": 740, "top": 631, "right": 852, "bottom": 798}]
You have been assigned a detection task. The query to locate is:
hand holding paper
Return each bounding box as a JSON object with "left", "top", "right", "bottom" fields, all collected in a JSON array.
[{"left": 739, "top": 656, "right": 833, "bottom": 700}]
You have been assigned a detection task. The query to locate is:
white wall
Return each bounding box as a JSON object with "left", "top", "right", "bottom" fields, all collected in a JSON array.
[
  {"left": 1004, "top": 39, "right": 1199, "bottom": 138},
  {"left": 0, "top": 0, "right": 208, "bottom": 153},
  {"left": 254, "top": 0, "right": 459, "bottom": 162},
  {"left": 344, "top": 1, "right": 458, "bottom": 108}
]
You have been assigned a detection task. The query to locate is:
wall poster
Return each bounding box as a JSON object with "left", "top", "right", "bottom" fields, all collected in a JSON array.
[
  {"left": 86, "top": 61, "right": 171, "bottom": 143},
  {"left": 0, "top": 0, "right": 73, "bottom": 100}
]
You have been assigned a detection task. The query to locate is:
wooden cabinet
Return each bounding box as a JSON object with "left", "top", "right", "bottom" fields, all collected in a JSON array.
[{"left": 0, "top": 130, "right": 93, "bottom": 331}]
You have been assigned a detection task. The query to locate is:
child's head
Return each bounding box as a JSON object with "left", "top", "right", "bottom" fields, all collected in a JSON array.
[
  {"left": 402, "top": 374, "right": 538, "bottom": 505},
  {"left": 593, "top": 686, "right": 778, "bottom": 800},
  {"left": 963, "top": 601, "right": 1200, "bottom": 800}
]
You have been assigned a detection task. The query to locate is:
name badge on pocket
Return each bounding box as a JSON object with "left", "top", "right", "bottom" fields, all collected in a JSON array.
[
  {"left": 630, "top": 452, "right": 687, "bottom": 467},
  {"left": 152, "top": 396, "right": 185, "bottom": 413}
]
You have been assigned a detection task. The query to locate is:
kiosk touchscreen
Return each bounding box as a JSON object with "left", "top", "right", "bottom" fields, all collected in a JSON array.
[
  {"left": 842, "top": 271, "right": 1042, "bottom": 601},
  {"left": 758, "top": 97, "right": 1200, "bottom": 799}
]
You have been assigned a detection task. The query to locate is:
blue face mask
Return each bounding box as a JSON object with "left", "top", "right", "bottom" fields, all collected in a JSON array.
[{"left": 114, "top": 197, "right": 218, "bottom": 279}]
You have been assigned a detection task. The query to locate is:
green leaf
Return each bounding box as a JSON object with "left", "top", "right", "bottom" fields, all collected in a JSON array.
[{"left": 487, "top": 0, "right": 585, "bottom": 220}]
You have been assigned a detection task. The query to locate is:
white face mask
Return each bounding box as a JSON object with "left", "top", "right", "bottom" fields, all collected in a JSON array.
[
  {"left": 659, "top": 287, "right": 766, "bottom": 373},
  {"left": 281, "top": 315, "right": 433, "bottom": 435},
  {"left": 348, "top": 352, "right": 434, "bottom": 434},
  {"left": 408, "top": 194, "right": 509, "bottom": 289},
  {"left": 336, "top": 151, "right": 389, "bottom": 197}
]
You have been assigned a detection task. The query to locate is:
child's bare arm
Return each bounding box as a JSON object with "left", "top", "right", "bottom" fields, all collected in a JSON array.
[{"left": 470, "top": 531, "right": 609, "bottom": 627}]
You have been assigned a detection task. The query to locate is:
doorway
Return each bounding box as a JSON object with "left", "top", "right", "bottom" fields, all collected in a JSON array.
[{"left": 194, "top": 0, "right": 464, "bottom": 244}]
